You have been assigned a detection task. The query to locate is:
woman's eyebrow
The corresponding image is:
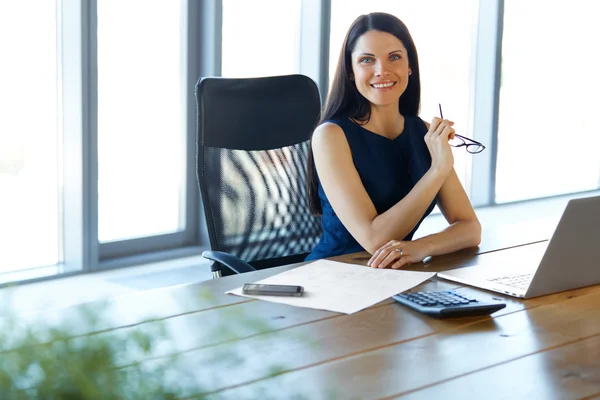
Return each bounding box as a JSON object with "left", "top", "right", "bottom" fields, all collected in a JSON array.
[{"left": 358, "top": 49, "right": 405, "bottom": 57}]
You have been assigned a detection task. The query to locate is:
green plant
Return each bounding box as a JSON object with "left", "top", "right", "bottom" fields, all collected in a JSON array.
[
  {"left": 0, "top": 288, "right": 333, "bottom": 399},
  {"left": 0, "top": 302, "right": 183, "bottom": 399}
]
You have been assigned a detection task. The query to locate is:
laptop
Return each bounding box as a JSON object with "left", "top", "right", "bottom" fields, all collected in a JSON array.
[{"left": 437, "top": 195, "right": 600, "bottom": 299}]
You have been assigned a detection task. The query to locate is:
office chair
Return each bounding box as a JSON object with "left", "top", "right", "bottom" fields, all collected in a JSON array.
[{"left": 195, "top": 74, "right": 323, "bottom": 278}]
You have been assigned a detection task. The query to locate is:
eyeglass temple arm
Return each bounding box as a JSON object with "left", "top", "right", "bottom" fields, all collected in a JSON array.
[{"left": 454, "top": 133, "right": 484, "bottom": 146}]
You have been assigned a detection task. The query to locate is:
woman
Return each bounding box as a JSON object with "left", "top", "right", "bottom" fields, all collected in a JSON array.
[{"left": 305, "top": 12, "right": 481, "bottom": 269}]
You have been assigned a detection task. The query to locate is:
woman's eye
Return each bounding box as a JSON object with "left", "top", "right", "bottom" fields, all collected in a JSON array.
[
  {"left": 390, "top": 54, "right": 401, "bottom": 61},
  {"left": 359, "top": 57, "right": 374, "bottom": 64}
]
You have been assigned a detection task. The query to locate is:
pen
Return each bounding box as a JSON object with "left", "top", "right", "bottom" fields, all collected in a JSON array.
[{"left": 438, "top": 103, "right": 444, "bottom": 119}]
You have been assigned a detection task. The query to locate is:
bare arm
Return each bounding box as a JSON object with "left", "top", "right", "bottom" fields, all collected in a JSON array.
[
  {"left": 367, "top": 167, "right": 482, "bottom": 269},
  {"left": 367, "top": 120, "right": 482, "bottom": 269},
  {"left": 415, "top": 120, "right": 481, "bottom": 254},
  {"left": 415, "top": 169, "right": 482, "bottom": 256},
  {"left": 311, "top": 120, "right": 452, "bottom": 253}
]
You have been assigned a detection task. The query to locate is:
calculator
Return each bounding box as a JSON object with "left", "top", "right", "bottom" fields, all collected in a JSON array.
[{"left": 392, "top": 290, "right": 506, "bottom": 318}]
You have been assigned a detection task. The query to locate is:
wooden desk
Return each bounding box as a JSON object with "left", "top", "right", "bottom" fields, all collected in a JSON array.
[{"left": 31, "top": 241, "right": 600, "bottom": 399}]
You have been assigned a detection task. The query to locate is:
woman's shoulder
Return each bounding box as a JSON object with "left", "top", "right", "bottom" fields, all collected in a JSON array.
[
  {"left": 405, "top": 114, "right": 428, "bottom": 128},
  {"left": 315, "top": 119, "right": 345, "bottom": 135},
  {"left": 405, "top": 115, "right": 429, "bottom": 135},
  {"left": 319, "top": 117, "right": 350, "bottom": 131},
  {"left": 312, "top": 120, "right": 349, "bottom": 150}
]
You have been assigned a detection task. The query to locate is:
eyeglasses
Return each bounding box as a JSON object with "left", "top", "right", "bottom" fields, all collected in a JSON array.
[
  {"left": 439, "top": 104, "right": 485, "bottom": 154},
  {"left": 449, "top": 133, "right": 486, "bottom": 154}
]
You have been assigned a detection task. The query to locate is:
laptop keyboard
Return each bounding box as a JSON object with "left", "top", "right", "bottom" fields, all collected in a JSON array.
[{"left": 488, "top": 273, "right": 534, "bottom": 290}]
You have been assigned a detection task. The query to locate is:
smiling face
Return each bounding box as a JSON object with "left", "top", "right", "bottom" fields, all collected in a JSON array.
[{"left": 350, "top": 30, "right": 411, "bottom": 108}]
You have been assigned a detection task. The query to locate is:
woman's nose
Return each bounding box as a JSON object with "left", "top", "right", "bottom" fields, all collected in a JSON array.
[{"left": 374, "top": 61, "right": 391, "bottom": 76}]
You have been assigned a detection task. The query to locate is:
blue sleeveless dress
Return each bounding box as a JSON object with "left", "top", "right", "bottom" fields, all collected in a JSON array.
[{"left": 305, "top": 115, "right": 437, "bottom": 261}]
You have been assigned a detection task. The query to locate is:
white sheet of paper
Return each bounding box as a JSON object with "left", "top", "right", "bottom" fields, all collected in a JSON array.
[{"left": 226, "top": 259, "right": 436, "bottom": 314}]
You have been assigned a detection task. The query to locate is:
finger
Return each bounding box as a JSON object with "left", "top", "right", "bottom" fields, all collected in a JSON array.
[
  {"left": 368, "top": 241, "right": 397, "bottom": 266},
  {"left": 368, "top": 242, "right": 391, "bottom": 265},
  {"left": 433, "top": 120, "right": 451, "bottom": 137},
  {"left": 429, "top": 117, "right": 443, "bottom": 133},
  {"left": 434, "top": 127, "right": 454, "bottom": 144},
  {"left": 371, "top": 248, "right": 394, "bottom": 268},
  {"left": 391, "top": 257, "right": 412, "bottom": 269},
  {"left": 367, "top": 248, "right": 380, "bottom": 265},
  {"left": 445, "top": 123, "right": 456, "bottom": 140},
  {"left": 368, "top": 248, "right": 386, "bottom": 268},
  {"left": 433, "top": 120, "right": 455, "bottom": 136},
  {"left": 378, "top": 250, "right": 402, "bottom": 269},
  {"left": 433, "top": 119, "right": 448, "bottom": 136},
  {"left": 440, "top": 125, "right": 455, "bottom": 140},
  {"left": 371, "top": 245, "right": 401, "bottom": 268},
  {"left": 427, "top": 119, "right": 442, "bottom": 141}
]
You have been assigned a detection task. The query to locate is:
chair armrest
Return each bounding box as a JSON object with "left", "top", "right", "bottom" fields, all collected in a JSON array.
[{"left": 202, "top": 250, "right": 256, "bottom": 275}]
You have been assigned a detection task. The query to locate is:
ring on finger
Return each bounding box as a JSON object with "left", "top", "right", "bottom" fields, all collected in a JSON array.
[{"left": 394, "top": 248, "right": 403, "bottom": 256}]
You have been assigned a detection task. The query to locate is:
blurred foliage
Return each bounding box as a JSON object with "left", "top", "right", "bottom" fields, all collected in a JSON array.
[
  {"left": 0, "top": 287, "right": 329, "bottom": 399},
  {"left": 0, "top": 302, "right": 184, "bottom": 399}
]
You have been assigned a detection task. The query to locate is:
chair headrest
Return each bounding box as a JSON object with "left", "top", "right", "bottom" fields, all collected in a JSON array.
[{"left": 195, "top": 74, "right": 321, "bottom": 150}]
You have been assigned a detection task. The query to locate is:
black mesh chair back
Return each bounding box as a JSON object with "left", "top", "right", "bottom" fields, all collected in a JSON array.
[{"left": 195, "top": 75, "right": 323, "bottom": 275}]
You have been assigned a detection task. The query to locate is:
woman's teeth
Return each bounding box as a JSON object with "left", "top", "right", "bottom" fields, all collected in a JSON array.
[{"left": 372, "top": 82, "right": 395, "bottom": 88}]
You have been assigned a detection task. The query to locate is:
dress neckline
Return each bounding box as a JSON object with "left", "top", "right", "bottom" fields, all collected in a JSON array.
[{"left": 347, "top": 116, "right": 408, "bottom": 142}]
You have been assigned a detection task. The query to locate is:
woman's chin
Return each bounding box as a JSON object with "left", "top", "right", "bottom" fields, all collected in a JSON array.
[
  {"left": 368, "top": 98, "right": 400, "bottom": 108},
  {"left": 363, "top": 91, "right": 402, "bottom": 107}
]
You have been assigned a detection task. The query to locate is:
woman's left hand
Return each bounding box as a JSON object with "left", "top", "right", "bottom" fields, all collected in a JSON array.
[{"left": 367, "top": 240, "right": 431, "bottom": 269}]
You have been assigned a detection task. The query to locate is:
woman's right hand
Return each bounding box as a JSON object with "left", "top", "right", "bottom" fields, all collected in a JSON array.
[{"left": 424, "top": 117, "right": 455, "bottom": 177}]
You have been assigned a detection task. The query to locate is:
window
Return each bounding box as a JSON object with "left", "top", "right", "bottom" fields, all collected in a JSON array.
[
  {"left": 0, "top": 1, "right": 60, "bottom": 272},
  {"left": 97, "top": 0, "right": 186, "bottom": 242},
  {"left": 221, "top": 0, "right": 302, "bottom": 78},
  {"left": 495, "top": 1, "right": 600, "bottom": 203},
  {"left": 329, "top": 1, "right": 479, "bottom": 193},
  {"left": 8, "top": 0, "right": 592, "bottom": 285}
]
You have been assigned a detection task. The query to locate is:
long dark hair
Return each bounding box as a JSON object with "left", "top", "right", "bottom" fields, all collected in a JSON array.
[{"left": 306, "top": 12, "right": 422, "bottom": 215}]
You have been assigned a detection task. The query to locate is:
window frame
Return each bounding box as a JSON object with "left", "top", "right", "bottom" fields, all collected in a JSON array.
[
  {"left": 93, "top": 0, "right": 218, "bottom": 270},
  {"left": 7, "top": 0, "right": 600, "bottom": 286}
]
